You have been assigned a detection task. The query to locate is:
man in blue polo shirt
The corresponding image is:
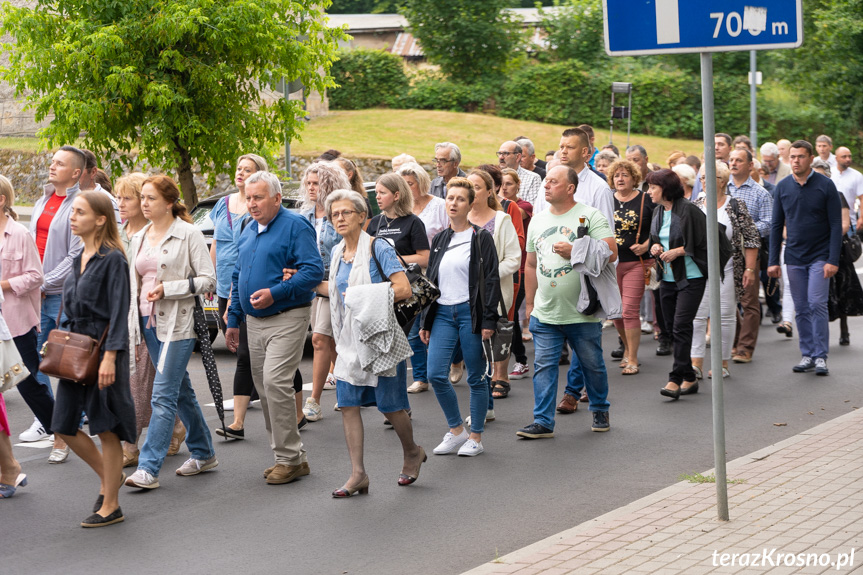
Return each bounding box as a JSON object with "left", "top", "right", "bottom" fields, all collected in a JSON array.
[
  {"left": 768, "top": 140, "right": 842, "bottom": 376},
  {"left": 226, "top": 171, "right": 323, "bottom": 484}
]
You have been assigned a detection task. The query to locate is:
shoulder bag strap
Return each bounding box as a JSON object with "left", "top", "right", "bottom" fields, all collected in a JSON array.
[
  {"left": 370, "top": 237, "right": 387, "bottom": 279},
  {"left": 636, "top": 191, "right": 648, "bottom": 274}
]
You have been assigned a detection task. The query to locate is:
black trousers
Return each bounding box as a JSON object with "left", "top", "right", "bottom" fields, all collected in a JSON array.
[
  {"left": 510, "top": 273, "right": 528, "bottom": 365},
  {"left": 659, "top": 278, "right": 707, "bottom": 385},
  {"left": 14, "top": 327, "right": 55, "bottom": 433},
  {"left": 653, "top": 288, "right": 671, "bottom": 345}
]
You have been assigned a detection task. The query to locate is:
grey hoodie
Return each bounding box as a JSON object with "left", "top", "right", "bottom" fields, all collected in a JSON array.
[{"left": 29, "top": 183, "right": 83, "bottom": 295}]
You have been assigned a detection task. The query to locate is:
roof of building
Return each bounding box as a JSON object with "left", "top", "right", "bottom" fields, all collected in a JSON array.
[{"left": 327, "top": 7, "right": 558, "bottom": 32}]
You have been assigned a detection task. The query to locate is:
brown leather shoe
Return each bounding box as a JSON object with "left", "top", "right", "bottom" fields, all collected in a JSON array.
[
  {"left": 167, "top": 423, "right": 186, "bottom": 456},
  {"left": 556, "top": 393, "right": 578, "bottom": 414},
  {"left": 266, "top": 462, "right": 311, "bottom": 485},
  {"left": 732, "top": 351, "right": 753, "bottom": 363},
  {"left": 263, "top": 465, "right": 276, "bottom": 478}
]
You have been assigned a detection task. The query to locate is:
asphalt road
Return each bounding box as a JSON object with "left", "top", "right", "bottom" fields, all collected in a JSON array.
[{"left": 3, "top": 310, "right": 862, "bottom": 575}]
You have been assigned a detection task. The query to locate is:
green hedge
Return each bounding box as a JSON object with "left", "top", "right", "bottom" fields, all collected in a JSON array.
[
  {"left": 329, "top": 49, "right": 409, "bottom": 110},
  {"left": 403, "top": 72, "right": 495, "bottom": 113}
]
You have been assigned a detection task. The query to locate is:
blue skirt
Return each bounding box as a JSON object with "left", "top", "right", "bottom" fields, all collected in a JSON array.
[{"left": 336, "top": 361, "right": 410, "bottom": 413}]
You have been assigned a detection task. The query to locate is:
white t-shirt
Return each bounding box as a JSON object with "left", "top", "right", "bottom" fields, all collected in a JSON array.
[
  {"left": 437, "top": 229, "right": 472, "bottom": 305},
  {"left": 417, "top": 196, "right": 449, "bottom": 245},
  {"left": 575, "top": 166, "right": 615, "bottom": 231},
  {"left": 702, "top": 197, "right": 734, "bottom": 241},
  {"left": 832, "top": 166, "right": 863, "bottom": 226}
]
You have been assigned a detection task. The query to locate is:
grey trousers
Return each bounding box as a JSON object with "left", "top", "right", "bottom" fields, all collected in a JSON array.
[{"left": 247, "top": 307, "right": 311, "bottom": 466}]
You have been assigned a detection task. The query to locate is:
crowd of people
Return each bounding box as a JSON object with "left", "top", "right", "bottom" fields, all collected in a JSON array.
[{"left": 0, "top": 126, "right": 859, "bottom": 529}]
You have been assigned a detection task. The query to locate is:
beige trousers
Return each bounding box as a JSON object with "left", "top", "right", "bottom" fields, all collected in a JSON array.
[{"left": 247, "top": 307, "right": 311, "bottom": 466}]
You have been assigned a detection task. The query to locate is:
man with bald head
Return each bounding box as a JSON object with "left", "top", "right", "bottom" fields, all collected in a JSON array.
[
  {"left": 498, "top": 140, "right": 542, "bottom": 206},
  {"left": 777, "top": 139, "right": 792, "bottom": 165},
  {"left": 831, "top": 146, "right": 863, "bottom": 232}
]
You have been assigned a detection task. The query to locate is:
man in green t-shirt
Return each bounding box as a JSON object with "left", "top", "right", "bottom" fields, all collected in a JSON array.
[{"left": 518, "top": 165, "right": 617, "bottom": 438}]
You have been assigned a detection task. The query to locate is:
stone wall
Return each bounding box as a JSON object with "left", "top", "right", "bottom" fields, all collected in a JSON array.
[{"left": 1, "top": 149, "right": 432, "bottom": 204}]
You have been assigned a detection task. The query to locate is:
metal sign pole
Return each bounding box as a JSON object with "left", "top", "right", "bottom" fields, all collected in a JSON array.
[
  {"left": 750, "top": 50, "right": 757, "bottom": 149},
  {"left": 627, "top": 89, "right": 632, "bottom": 148},
  {"left": 701, "top": 52, "right": 729, "bottom": 522},
  {"left": 282, "top": 78, "right": 292, "bottom": 179}
]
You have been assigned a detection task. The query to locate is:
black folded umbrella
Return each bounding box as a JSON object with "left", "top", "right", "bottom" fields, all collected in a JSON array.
[{"left": 188, "top": 277, "right": 227, "bottom": 438}]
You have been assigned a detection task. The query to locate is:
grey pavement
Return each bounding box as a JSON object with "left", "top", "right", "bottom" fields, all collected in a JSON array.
[
  {"left": 2, "top": 311, "right": 863, "bottom": 574},
  {"left": 464, "top": 407, "right": 863, "bottom": 575}
]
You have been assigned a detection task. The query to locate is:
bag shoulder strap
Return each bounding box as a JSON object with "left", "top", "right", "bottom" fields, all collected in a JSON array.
[{"left": 370, "top": 237, "right": 387, "bottom": 280}]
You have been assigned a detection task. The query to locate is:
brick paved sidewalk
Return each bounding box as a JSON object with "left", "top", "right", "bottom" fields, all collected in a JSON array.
[{"left": 464, "top": 409, "right": 863, "bottom": 575}]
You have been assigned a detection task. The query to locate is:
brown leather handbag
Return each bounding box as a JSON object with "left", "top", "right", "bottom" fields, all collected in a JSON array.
[{"left": 39, "top": 305, "right": 108, "bottom": 386}]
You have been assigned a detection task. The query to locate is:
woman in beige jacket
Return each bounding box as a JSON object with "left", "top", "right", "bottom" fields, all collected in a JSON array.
[{"left": 124, "top": 175, "right": 218, "bottom": 490}]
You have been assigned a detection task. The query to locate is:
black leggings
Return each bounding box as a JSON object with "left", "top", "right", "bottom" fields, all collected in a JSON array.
[
  {"left": 218, "top": 298, "right": 302, "bottom": 396},
  {"left": 14, "top": 327, "right": 55, "bottom": 433},
  {"left": 510, "top": 274, "right": 528, "bottom": 364}
]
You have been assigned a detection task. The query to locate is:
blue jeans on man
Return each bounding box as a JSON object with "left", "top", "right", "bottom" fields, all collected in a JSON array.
[
  {"left": 786, "top": 261, "right": 830, "bottom": 360},
  {"left": 35, "top": 293, "right": 65, "bottom": 399},
  {"left": 407, "top": 317, "right": 427, "bottom": 384},
  {"left": 529, "top": 318, "right": 609, "bottom": 430},
  {"left": 137, "top": 324, "right": 215, "bottom": 476}
]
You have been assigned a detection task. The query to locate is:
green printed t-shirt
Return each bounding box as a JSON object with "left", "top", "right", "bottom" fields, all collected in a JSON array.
[{"left": 526, "top": 202, "right": 614, "bottom": 325}]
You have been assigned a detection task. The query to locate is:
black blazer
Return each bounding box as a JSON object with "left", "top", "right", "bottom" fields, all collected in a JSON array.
[{"left": 423, "top": 224, "right": 500, "bottom": 333}]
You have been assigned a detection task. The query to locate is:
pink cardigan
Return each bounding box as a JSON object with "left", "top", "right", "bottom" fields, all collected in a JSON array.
[{"left": 1, "top": 215, "right": 43, "bottom": 338}]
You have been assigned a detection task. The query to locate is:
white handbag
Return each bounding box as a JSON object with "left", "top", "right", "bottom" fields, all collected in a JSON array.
[{"left": 0, "top": 338, "right": 29, "bottom": 394}]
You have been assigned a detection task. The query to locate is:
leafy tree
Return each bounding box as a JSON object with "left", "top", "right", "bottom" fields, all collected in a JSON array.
[
  {"left": 401, "top": 0, "right": 523, "bottom": 83},
  {"left": 538, "top": 0, "right": 606, "bottom": 67},
  {"left": 1, "top": 0, "right": 346, "bottom": 207}
]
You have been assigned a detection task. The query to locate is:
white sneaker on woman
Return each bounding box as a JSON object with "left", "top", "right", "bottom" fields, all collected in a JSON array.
[
  {"left": 432, "top": 429, "right": 469, "bottom": 455},
  {"left": 19, "top": 418, "right": 49, "bottom": 442},
  {"left": 303, "top": 397, "right": 323, "bottom": 421},
  {"left": 457, "top": 439, "right": 484, "bottom": 457},
  {"left": 323, "top": 373, "right": 337, "bottom": 390}
]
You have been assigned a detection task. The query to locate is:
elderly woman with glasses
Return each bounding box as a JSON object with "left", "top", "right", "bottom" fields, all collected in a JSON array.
[{"left": 324, "top": 189, "right": 426, "bottom": 497}]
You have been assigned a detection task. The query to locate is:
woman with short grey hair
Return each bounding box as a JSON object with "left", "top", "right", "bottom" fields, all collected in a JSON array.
[
  {"left": 594, "top": 150, "right": 619, "bottom": 176},
  {"left": 672, "top": 163, "right": 697, "bottom": 201},
  {"left": 323, "top": 189, "right": 426, "bottom": 496},
  {"left": 300, "top": 162, "right": 352, "bottom": 423}
]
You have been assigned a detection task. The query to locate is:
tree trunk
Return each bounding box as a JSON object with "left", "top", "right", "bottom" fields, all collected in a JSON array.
[{"left": 173, "top": 139, "right": 199, "bottom": 209}]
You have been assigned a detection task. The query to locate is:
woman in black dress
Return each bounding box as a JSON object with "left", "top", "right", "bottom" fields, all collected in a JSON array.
[{"left": 52, "top": 191, "right": 134, "bottom": 528}]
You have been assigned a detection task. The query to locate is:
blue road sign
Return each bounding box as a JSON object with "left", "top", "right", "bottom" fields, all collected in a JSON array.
[{"left": 603, "top": 0, "right": 803, "bottom": 56}]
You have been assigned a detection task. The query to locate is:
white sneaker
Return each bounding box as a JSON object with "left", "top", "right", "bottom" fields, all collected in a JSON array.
[
  {"left": 323, "top": 373, "right": 337, "bottom": 390},
  {"left": 223, "top": 398, "right": 235, "bottom": 411},
  {"left": 464, "top": 410, "right": 495, "bottom": 427},
  {"left": 407, "top": 381, "right": 429, "bottom": 393},
  {"left": 126, "top": 469, "right": 160, "bottom": 489},
  {"left": 333, "top": 402, "right": 341, "bottom": 412},
  {"left": 458, "top": 439, "right": 484, "bottom": 457},
  {"left": 640, "top": 320, "right": 653, "bottom": 334},
  {"left": 303, "top": 397, "right": 323, "bottom": 421},
  {"left": 176, "top": 455, "right": 219, "bottom": 476},
  {"left": 432, "top": 429, "right": 469, "bottom": 455},
  {"left": 19, "top": 418, "right": 49, "bottom": 442}
]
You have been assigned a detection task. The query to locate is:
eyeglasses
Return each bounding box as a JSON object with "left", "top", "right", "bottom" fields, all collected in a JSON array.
[
  {"left": 331, "top": 210, "right": 358, "bottom": 220},
  {"left": 496, "top": 151, "right": 516, "bottom": 157},
  {"left": 432, "top": 158, "right": 453, "bottom": 165}
]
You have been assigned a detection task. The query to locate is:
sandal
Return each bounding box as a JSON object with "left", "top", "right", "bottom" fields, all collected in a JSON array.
[
  {"left": 491, "top": 381, "right": 511, "bottom": 399},
  {"left": 622, "top": 365, "right": 639, "bottom": 375}
]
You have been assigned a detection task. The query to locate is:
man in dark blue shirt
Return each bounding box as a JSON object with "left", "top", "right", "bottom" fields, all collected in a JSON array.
[
  {"left": 768, "top": 140, "right": 842, "bottom": 376},
  {"left": 226, "top": 171, "right": 323, "bottom": 485}
]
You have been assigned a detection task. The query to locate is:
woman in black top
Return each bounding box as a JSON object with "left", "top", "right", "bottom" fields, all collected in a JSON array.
[
  {"left": 609, "top": 159, "right": 654, "bottom": 375},
  {"left": 53, "top": 191, "right": 134, "bottom": 528},
  {"left": 367, "top": 173, "right": 430, "bottom": 268}
]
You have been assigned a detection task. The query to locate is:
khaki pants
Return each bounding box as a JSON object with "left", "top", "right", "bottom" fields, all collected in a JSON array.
[{"left": 247, "top": 307, "right": 311, "bottom": 466}]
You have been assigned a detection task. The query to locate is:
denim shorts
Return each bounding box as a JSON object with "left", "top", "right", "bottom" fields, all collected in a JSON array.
[{"left": 336, "top": 361, "right": 410, "bottom": 414}]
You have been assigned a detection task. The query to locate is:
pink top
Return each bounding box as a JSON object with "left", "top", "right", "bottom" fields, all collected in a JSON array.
[
  {"left": 0, "top": 215, "right": 44, "bottom": 338},
  {"left": 136, "top": 241, "right": 159, "bottom": 326}
]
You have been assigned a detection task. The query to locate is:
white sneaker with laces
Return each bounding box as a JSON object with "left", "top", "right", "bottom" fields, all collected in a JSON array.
[
  {"left": 176, "top": 455, "right": 219, "bottom": 476},
  {"left": 323, "top": 373, "right": 337, "bottom": 390},
  {"left": 641, "top": 320, "right": 653, "bottom": 334},
  {"left": 126, "top": 469, "right": 160, "bottom": 489},
  {"left": 303, "top": 397, "right": 323, "bottom": 421},
  {"left": 458, "top": 439, "right": 484, "bottom": 457},
  {"left": 19, "top": 418, "right": 49, "bottom": 442},
  {"left": 432, "top": 429, "right": 469, "bottom": 455}
]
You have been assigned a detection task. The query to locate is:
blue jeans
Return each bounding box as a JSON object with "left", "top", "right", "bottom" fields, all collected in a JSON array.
[
  {"left": 529, "top": 318, "right": 609, "bottom": 430},
  {"left": 35, "top": 293, "right": 65, "bottom": 399},
  {"left": 564, "top": 349, "right": 585, "bottom": 398},
  {"left": 138, "top": 324, "right": 215, "bottom": 476},
  {"left": 426, "top": 302, "right": 489, "bottom": 434},
  {"left": 786, "top": 261, "right": 830, "bottom": 360},
  {"left": 407, "top": 318, "right": 428, "bottom": 384}
]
